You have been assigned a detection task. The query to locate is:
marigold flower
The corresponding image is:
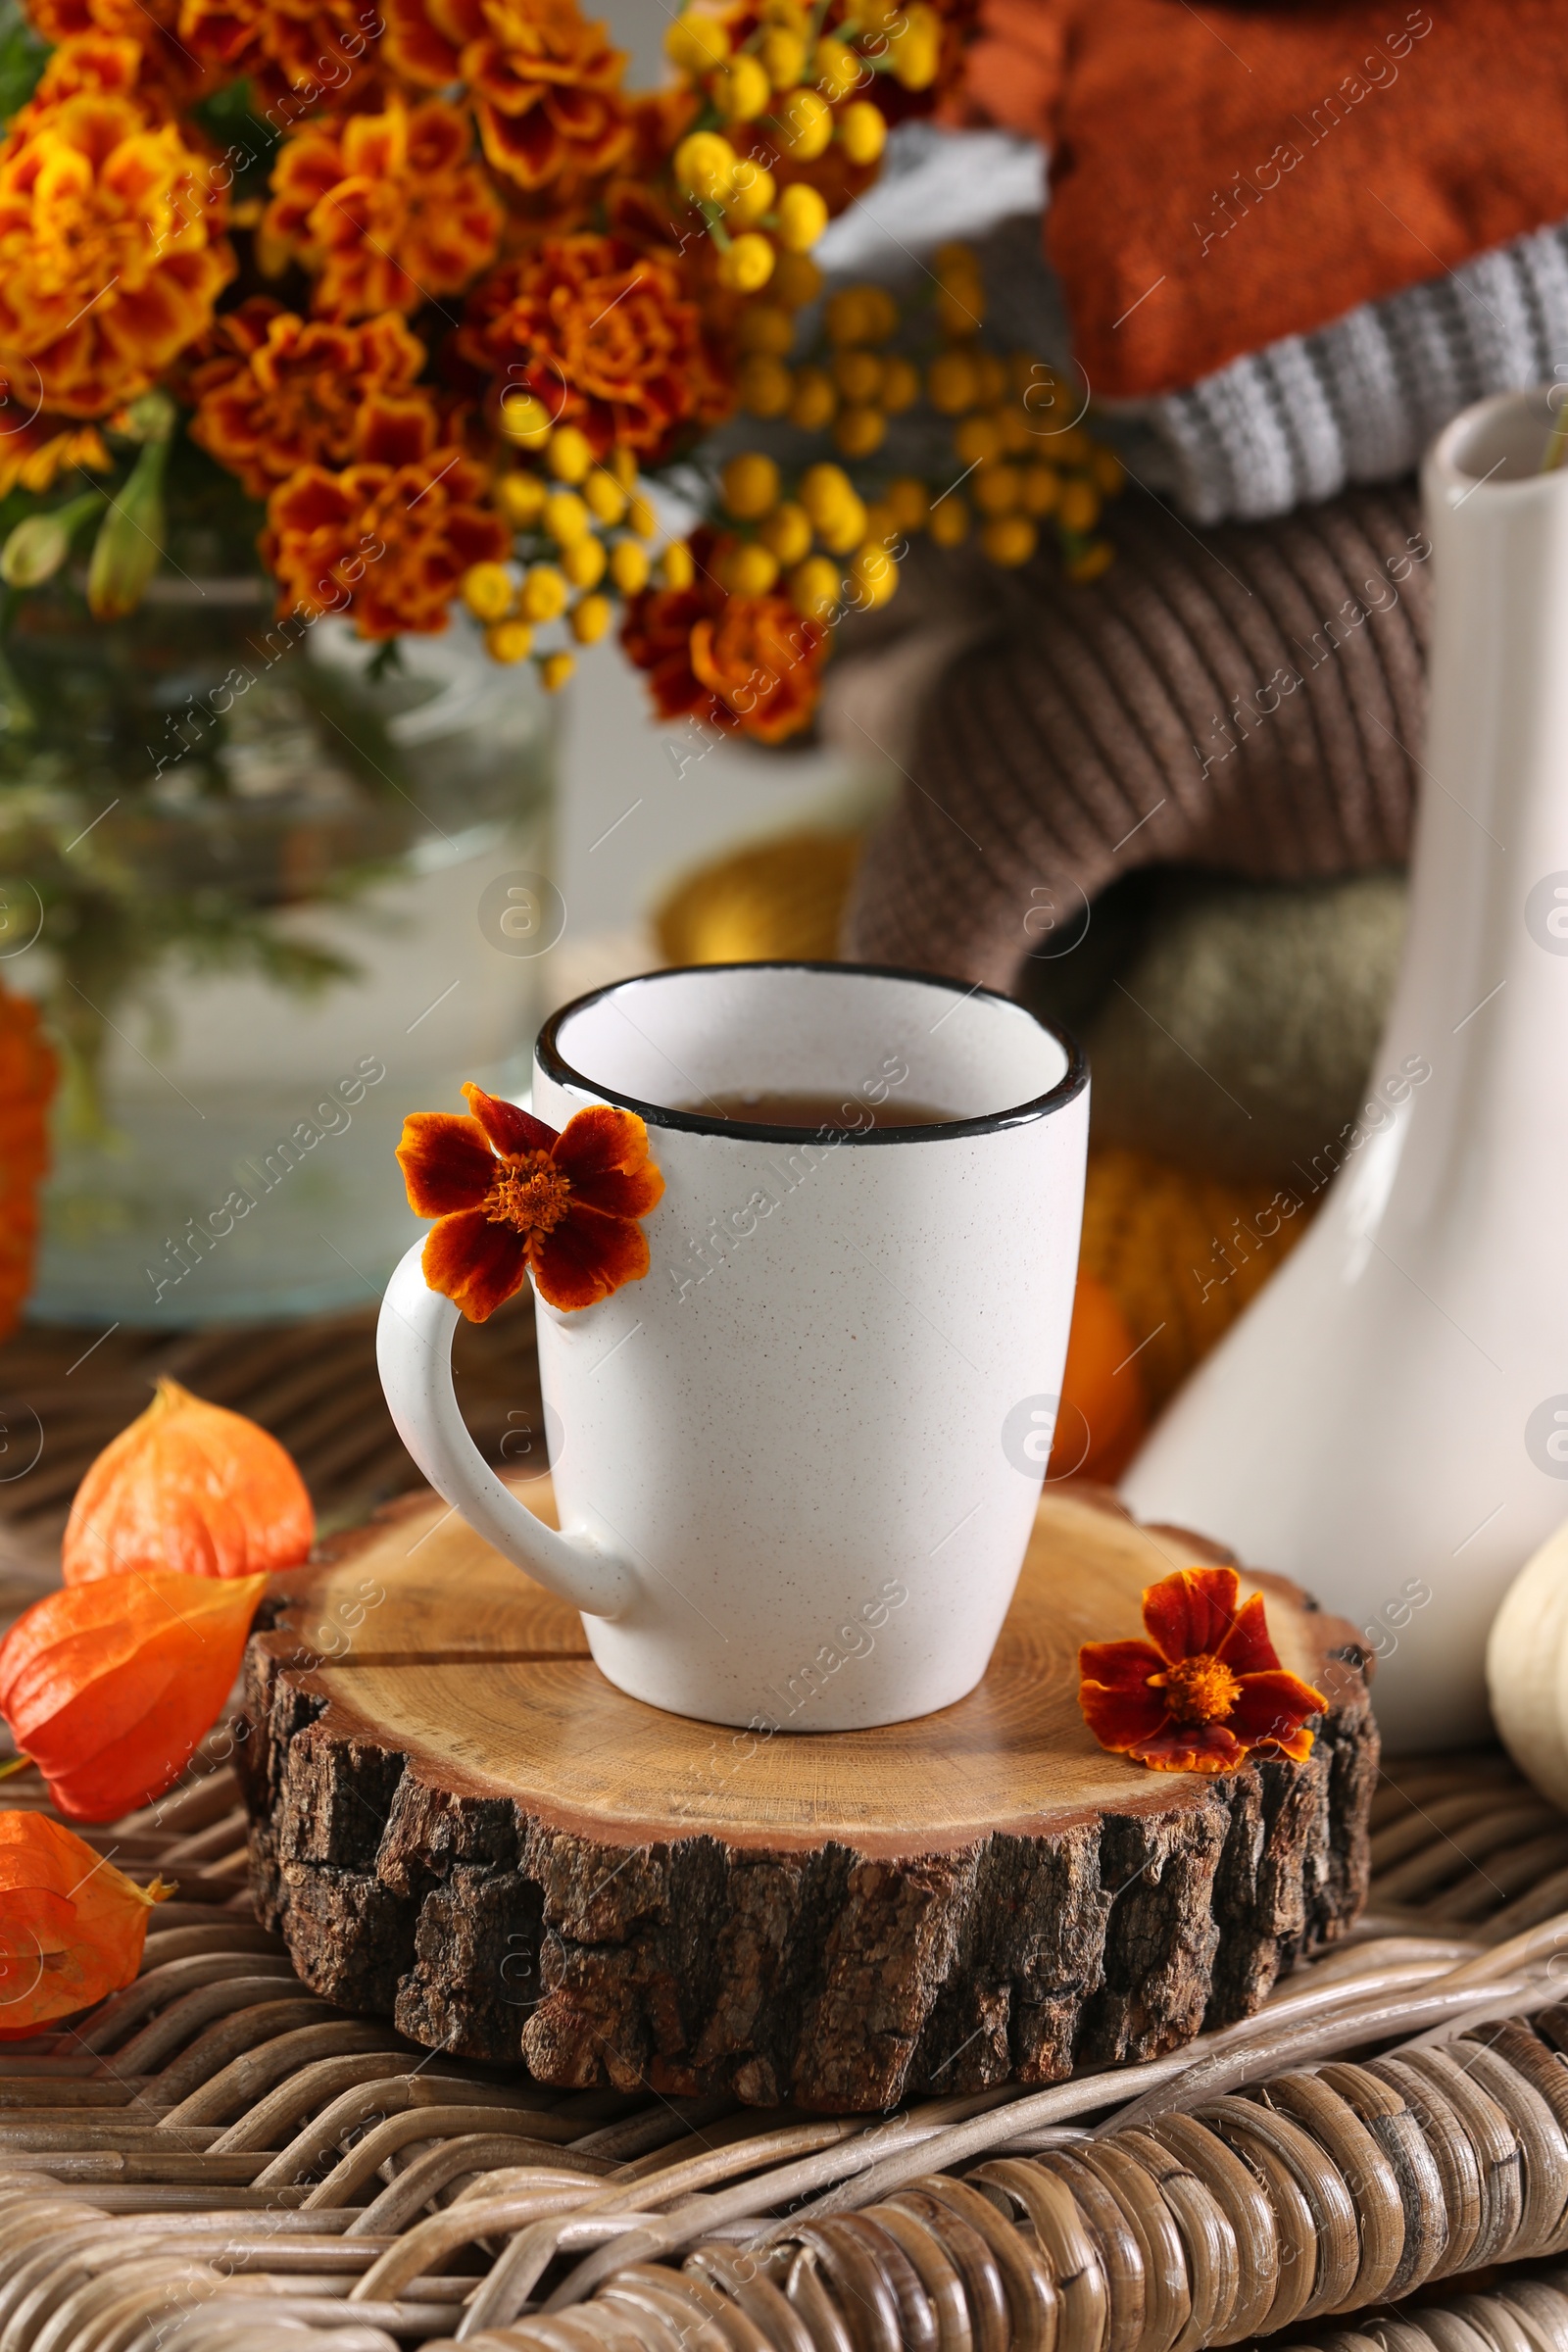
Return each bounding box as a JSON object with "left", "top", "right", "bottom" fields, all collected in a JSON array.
[
  {"left": 0, "top": 91, "right": 232, "bottom": 418},
  {"left": 263, "top": 95, "right": 502, "bottom": 318},
  {"left": 1078, "top": 1563, "right": 1327, "bottom": 1775},
  {"left": 0, "top": 1569, "right": 269, "bottom": 1820},
  {"left": 461, "top": 234, "right": 724, "bottom": 464},
  {"left": 0, "top": 1813, "right": 172, "bottom": 2036},
  {"left": 15, "top": 31, "right": 152, "bottom": 120},
  {"left": 178, "top": 0, "right": 391, "bottom": 103},
  {"left": 621, "top": 528, "right": 828, "bottom": 745},
  {"left": 0, "top": 370, "right": 112, "bottom": 498},
  {"left": 26, "top": 0, "right": 167, "bottom": 44},
  {"left": 397, "top": 1083, "right": 664, "bottom": 1321},
  {"left": 265, "top": 394, "right": 509, "bottom": 637},
  {"left": 23, "top": 0, "right": 196, "bottom": 98},
  {"left": 383, "top": 0, "right": 631, "bottom": 192},
  {"left": 189, "top": 299, "right": 426, "bottom": 496},
  {"left": 690, "top": 586, "right": 826, "bottom": 742}
]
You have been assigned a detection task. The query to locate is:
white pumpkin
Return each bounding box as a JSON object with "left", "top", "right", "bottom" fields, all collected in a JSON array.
[{"left": 1486, "top": 1516, "right": 1568, "bottom": 1807}]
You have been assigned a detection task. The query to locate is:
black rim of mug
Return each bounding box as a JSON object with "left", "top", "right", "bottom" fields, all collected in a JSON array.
[{"left": 534, "top": 959, "right": 1089, "bottom": 1145}]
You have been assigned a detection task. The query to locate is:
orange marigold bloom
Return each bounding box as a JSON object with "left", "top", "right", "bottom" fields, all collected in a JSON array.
[
  {"left": 462, "top": 234, "right": 724, "bottom": 463},
  {"left": 398, "top": 1084, "right": 664, "bottom": 1321},
  {"left": 621, "top": 528, "right": 828, "bottom": 747},
  {"left": 177, "top": 0, "right": 387, "bottom": 105},
  {"left": 23, "top": 0, "right": 199, "bottom": 97},
  {"left": 172, "top": 0, "right": 267, "bottom": 86},
  {"left": 1078, "top": 1563, "right": 1327, "bottom": 1776},
  {"left": 690, "top": 591, "right": 828, "bottom": 746},
  {"left": 26, "top": 0, "right": 161, "bottom": 40},
  {"left": 263, "top": 95, "right": 502, "bottom": 319},
  {"left": 190, "top": 298, "right": 426, "bottom": 496},
  {"left": 264, "top": 392, "right": 508, "bottom": 638},
  {"left": 384, "top": 0, "right": 630, "bottom": 192},
  {"left": 15, "top": 32, "right": 152, "bottom": 120},
  {"left": 0, "top": 90, "right": 232, "bottom": 418},
  {"left": 0, "top": 365, "right": 111, "bottom": 496}
]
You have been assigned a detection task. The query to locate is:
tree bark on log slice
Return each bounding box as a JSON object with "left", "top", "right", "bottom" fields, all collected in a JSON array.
[{"left": 237, "top": 1482, "right": 1377, "bottom": 2111}]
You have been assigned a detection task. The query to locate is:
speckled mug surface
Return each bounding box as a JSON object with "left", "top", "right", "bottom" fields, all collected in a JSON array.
[{"left": 379, "top": 962, "right": 1089, "bottom": 1730}]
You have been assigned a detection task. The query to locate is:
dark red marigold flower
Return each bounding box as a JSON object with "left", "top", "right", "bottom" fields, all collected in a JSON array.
[
  {"left": 1079, "top": 1563, "right": 1327, "bottom": 1775},
  {"left": 397, "top": 1083, "right": 663, "bottom": 1320}
]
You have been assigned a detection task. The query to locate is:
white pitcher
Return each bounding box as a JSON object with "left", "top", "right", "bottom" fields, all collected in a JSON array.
[
  {"left": 1125, "top": 388, "right": 1568, "bottom": 1752},
  {"left": 378, "top": 962, "right": 1088, "bottom": 1730}
]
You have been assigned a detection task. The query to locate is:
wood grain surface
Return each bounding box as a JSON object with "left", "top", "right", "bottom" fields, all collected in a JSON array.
[{"left": 239, "top": 1482, "right": 1377, "bottom": 2111}]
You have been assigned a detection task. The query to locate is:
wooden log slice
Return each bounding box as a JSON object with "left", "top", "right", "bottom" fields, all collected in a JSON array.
[{"left": 237, "top": 1483, "right": 1376, "bottom": 2112}]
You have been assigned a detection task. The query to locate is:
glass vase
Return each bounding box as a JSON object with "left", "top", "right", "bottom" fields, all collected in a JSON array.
[{"left": 1, "top": 579, "right": 556, "bottom": 1326}]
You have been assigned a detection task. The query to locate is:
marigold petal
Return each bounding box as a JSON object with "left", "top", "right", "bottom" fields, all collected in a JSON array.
[
  {"left": 1077, "top": 1641, "right": 1169, "bottom": 1752},
  {"left": 529, "top": 1200, "right": 650, "bottom": 1312},
  {"left": 568, "top": 1158, "right": 667, "bottom": 1219},
  {"left": 420, "top": 1207, "right": 528, "bottom": 1322},
  {"left": 1130, "top": 1720, "right": 1250, "bottom": 1775},
  {"left": 1078, "top": 1637, "right": 1165, "bottom": 1691},
  {"left": 1227, "top": 1668, "right": 1327, "bottom": 1749},
  {"left": 1213, "top": 1590, "right": 1284, "bottom": 1676},
  {"left": 556, "top": 1111, "right": 664, "bottom": 1215},
  {"left": 460, "top": 1082, "right": 558, "bottom": 1158},
  {"left": 1142, "top": 1563, "right": 1242, "bottom": 1664},
  {"left": 397, "top": 1111, "right": 496, "bottom": 1216},
  {"left": 269, "top": 465, "right": 354, "bottom": 533},
  {"left": 1261, "top": 1721, "right": 1316, "bottom": 1763},
  {"left": 354, "top": 393, "right": 438, "bottom": 469}
]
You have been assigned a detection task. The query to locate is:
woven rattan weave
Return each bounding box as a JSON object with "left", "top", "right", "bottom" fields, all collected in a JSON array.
[{"left": 3, "top": 1749, "right": 1568, "bottom": 2352}]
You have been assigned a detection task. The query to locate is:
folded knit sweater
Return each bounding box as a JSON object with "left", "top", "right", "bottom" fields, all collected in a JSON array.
[
  {"left": 842, "top": 482, "right": 1430, "bottom": 992},
  {"left": 956, "top": 0, "right": 1568, "bottom": 399}
]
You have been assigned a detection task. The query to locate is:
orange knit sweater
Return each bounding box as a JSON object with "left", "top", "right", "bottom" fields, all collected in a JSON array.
[{"left": 958, "top": 0, "right": 1568, "bottom": 399}]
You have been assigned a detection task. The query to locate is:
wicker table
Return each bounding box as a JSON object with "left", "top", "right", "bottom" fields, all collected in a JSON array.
[
  {"left": 5, "top": 1310, "right": 1568, "bottom": 2352},
  {"left": 3, "top": 1729, "right": 1568, "bottom": 2351},
  {"left": 0, "top": 1299, "right": 544, "bottom": 1598}
]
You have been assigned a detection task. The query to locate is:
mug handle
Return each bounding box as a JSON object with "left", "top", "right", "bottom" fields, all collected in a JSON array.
[{"left": 376, "top": 1239, "right": 633, "bottom": 1619}]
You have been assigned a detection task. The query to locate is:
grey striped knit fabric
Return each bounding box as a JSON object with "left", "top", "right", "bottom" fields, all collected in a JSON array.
[
  {"left": 1120, "top": 220, "right": 1568, "bottom": 523},
  {"left": 814, "top": 125, "right": 1568, "bottom": 525}
]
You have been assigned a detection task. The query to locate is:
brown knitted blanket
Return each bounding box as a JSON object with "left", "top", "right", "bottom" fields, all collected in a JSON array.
[{"left": 843, "top": 484, "right": 1430, "bottom": 993}]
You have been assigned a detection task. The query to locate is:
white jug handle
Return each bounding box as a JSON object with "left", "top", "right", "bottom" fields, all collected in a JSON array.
[{"left": 376, "top": 1239, "right": 633, "bottom": 1619}]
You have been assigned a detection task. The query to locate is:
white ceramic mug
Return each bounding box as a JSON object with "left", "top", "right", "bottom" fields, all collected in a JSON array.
[{"left": 377, "top": 961, "right": 1088, "bottom": 1729}]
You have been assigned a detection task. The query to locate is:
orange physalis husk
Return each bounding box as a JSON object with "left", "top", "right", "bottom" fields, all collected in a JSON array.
[
  {"left": 396, "top": 1084, "right": 664, "bottom": 1322},
  {"left": 0, "top": 1572, "right": 269, "bottom": 1822},
  {"left": 0, "top": 1811, "right": 172, "bottom": 2037},
  {"left": 1078, "top": 1563, "right": 1327, "bottom": 1775},
  {"left": 62, "top": 1377, "right": 314, "bottom": 1585}
]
